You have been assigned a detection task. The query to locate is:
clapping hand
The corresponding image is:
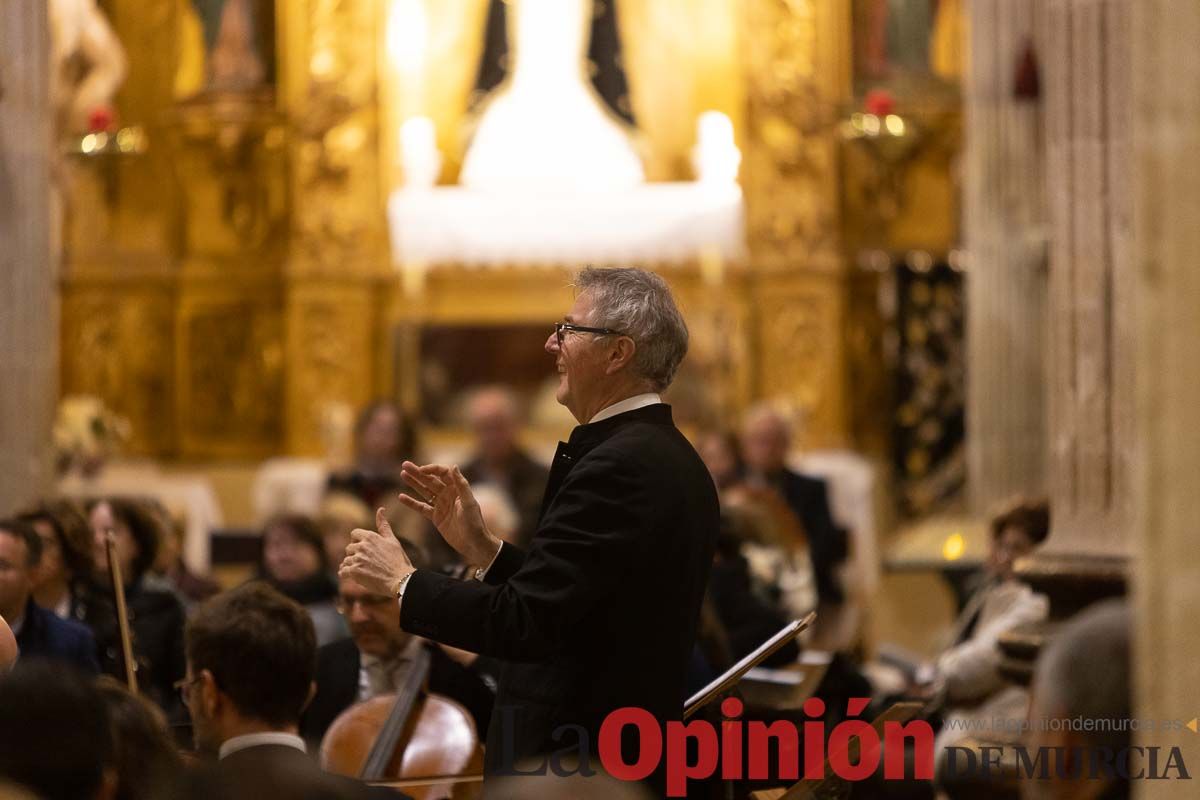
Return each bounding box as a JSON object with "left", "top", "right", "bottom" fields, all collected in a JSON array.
[{"left": 398, "top": 462, "right": 502, "bottom": 568}]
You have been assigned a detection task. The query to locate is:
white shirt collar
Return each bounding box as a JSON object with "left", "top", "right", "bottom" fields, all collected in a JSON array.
[
  {"left": 588, "top": 393, "right": 663, "bottom": 424},
  {"left": 218, "top": 731, "right": 306, "bottom": 760}
]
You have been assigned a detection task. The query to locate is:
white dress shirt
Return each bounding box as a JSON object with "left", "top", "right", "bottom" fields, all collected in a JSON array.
[
  {"left": 588, "top": 392, "right": 663, "bottom": 423},
  {"left": 218, "top": 731, "right": 306, "bottom": 760}
]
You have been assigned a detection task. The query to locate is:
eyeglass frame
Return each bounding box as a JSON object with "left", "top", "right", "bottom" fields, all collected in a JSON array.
[
  {"left": 553, "top": 322, "right": 626, "bottom": 347},
  {"left": 334, "top": 593, "right": 396, "bottom": 615}
]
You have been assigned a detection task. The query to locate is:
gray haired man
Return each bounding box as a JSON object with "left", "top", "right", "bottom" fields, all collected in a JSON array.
[{"left": 342, "top": 267, "right": 720, "bottom": 791}]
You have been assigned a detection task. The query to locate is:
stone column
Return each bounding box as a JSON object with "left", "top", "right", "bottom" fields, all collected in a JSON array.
[
  {"left": 1130, "top": 0, "right": 1200, "bottom": 787},
  {"left": 1042, "top": 0, "right": 1133, "bottom": 556},
  {"left": 964, "top": 0, "right": 1049, "bottom": 512},
  {"left": 0, "top": 2, "right": 56, "bottom": 513}
]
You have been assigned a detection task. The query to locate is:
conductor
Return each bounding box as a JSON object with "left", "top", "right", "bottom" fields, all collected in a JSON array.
[{"left": 341, "top": 267, "right": 719, "bottom": 783}]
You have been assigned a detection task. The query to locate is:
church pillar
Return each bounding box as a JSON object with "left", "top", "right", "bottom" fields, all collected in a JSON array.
[
  {"left": 1129, "top": 0, "right": 1200, "bottom": 783},
  {"left": 1041, "top": 0, "right": 1133, "bottom": 557},
  {"left": 963, "top": 0, "right": 1049, "bottom": 512},
  {"left": 0, "top": 2, "right": 56, "bottom": 512}
]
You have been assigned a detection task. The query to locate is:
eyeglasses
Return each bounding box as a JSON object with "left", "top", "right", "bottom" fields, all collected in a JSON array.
[
  {"left": 554, "top": 322, "right": 624, "bottom": 347},
  {"left": 174, "top": 675, "right": 204, "bottom": 707},
  {"left": 335, "top": 594, "right": 395, "bottom": 614}
]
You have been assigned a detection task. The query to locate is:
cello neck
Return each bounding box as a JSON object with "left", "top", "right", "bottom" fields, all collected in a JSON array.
[{"left": 358, "top": 644, "right": 432, "bottom": 781}]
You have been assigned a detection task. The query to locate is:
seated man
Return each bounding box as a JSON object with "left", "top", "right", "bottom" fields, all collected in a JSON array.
[
  {"left": 301, "top": 572, "right": 496, "bottom": 746},
  {"left": 740, "top": 404, "right": 849, "bottom": 607},
  {"left": 460, "top": 386, "right": 549, "bottom": 550},
  {"left": 183, "top": 583, "right": 400, "bottom": 799},
  {"left": 0, "top": 518, "right": 98, "bottom": 674}
]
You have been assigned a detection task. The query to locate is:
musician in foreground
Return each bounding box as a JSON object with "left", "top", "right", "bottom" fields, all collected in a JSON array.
[{"left": 341, "top": 267, "right": 720, "bottom": 788}]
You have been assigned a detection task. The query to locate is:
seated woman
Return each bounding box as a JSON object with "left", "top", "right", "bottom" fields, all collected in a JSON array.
[
  {"left": 75, "top": 498, "right": 187, "bottom": 715},
  {"left": 325, "top": 401, "right": 416, "bottom": 510},
  {"left": 16, "top": 499, "right": 93, "bottom": 619},
  {"left": 256, "top": 514, "right": 348, "bottom": 647}
]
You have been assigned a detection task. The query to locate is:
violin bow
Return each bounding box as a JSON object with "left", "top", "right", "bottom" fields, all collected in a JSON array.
[{"left": 105, "top": 530, "right": 139, "bottom": 693}]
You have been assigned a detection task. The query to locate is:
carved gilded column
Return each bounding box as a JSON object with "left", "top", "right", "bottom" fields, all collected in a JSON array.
[
  {"left": 1130, "top": 0, "right": 1200, "bottom": 783},
  {"left": 742, "top": 0, "right": 851, "bottom": 447},
  {"left": 280, "top": 0, "right": 392, "bottom": 455},
  {"left": 964, "top": 0, "right": 1049, "bottom": 512},
  {"left": 1042, "top": 0, "right": 1133, "bottom": 556},
  {"left": 0, "top": 1, "right": 56, "bottom": 511}
]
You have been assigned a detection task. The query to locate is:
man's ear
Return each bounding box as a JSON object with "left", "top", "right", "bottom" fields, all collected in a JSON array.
[
  {"left": 605, "top": 337, "right": 637, "bottom": 375},
  {"left": 301, "top": 680, "right": 318, "bottom": 714}
]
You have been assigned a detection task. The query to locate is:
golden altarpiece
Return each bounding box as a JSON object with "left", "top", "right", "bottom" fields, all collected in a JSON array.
[{"left": 59, "top": 0, "right": 897, "bottom": 463}]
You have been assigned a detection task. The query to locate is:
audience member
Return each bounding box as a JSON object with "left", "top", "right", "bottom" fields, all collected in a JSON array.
[
  {"left": 301, "top": 572, "right": 496, "bottom": 746},
  {"left": 95, "top": 677, "right": 184, "bottom": 800},
  {"left": 149, "top": 509, "right": 219, "bottom": 606},
  {"left": 0, "top": 517, "right": 99, "bottom": 673},
  {"left": 741, "top": 404, "right": 849, "bottom": 606},
  {"left": 1025, "top": 600, "right": 1131, "bottom": 800},
  {"left": 327, "top": 401, "right": 415, "bottom": 509},
  {"left": 721, "top": 484, "right": 818, "bottom": 620},
  {"left": 459, "top": 385, "right": 549, "bottom": 549},
  {"left": 923, "top": 499, "right": 1050, "bottom": 769},
  {"left": 16, "top": 500, "right": 93, "bottom": 617},
  {"left": 471, "top": 482, "right": 520, "bottom": 545},
  {"left": 76, "top": 498, "right": 187, "bottom": 713},
  {"left": 705, "top": 507, "right": 801, "bottom": 667},
  {"left": 257, "top": 514, "right": 348, "bottom": 646},
  {"left": 182, "top": 583, "right": 400, "bottom": 799},
  {"left": 0, "top": 660, "right": 116, "bottom": 800}
]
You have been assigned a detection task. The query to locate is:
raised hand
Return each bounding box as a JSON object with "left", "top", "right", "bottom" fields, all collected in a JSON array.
[
  {"left": 398, "top": 461, "right": 502, "bottom": 568},
  {"left": 340, "top": 507, "right": 415, "bottom": 596}
]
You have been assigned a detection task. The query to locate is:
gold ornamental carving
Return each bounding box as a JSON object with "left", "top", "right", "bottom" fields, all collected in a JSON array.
[
  {"left": 742, "top": 0, "right": 846, "bottom": 273},
  {"left": 285, "top": 285, "right": 379, "bottom": 455},
  {"left": 61, "top": 287, "right": 175, "bottom": 455},
  {"left": 177, "top": 297, "right": 284, "bottom": 457},
  {"left": 284, "top": 0, "right": 386, "bottom": 274}
]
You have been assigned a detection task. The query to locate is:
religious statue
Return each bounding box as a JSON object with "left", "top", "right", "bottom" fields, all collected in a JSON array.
[
  {"left": 181, "top": 0, "right": 274, "bottom": 94},
  {"left": 460, "top": 0, "right": 644, "bottom": 189},
  {"left": 48, "top": 0, "right": 128, "bottom": 134}
]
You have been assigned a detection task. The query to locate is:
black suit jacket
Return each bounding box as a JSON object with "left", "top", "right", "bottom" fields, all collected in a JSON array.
[
  {"left": 400, "top": 404, "right": 720, "bottom": 775},
  {"left": 14, "top": 598, "right": 100, "bottom": 674},
  {"left": 186, "top": 744, "right": 403, "bottom": 800},
  {"left": 772, "top": 470, "right": 848, "bottom": 605},
  {"left": 301, "top": 637, "right": 496, "bottom": 747}
]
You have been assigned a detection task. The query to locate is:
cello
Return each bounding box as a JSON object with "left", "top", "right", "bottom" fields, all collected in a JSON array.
[{"left": 320, "top": 642, "right": 485, "bottom": 798}]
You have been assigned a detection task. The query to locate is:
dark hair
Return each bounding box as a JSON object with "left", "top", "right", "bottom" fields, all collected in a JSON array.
[
  {"left": 86, "top": 498, "right": 162, "bottom": 581},
  {"left": 186, "top": 583, "right": 317, "bottom": 727},
  {"left": 991, "top": 497, "right": 1051, "bottom": 545},
  {"left": 17, "top": 500, "right": 94, "bottom": 579},
  {"left": 354, "top": 400, "right": 417, "bottom": 460},
  {"left": 260, "top": 513, "right": 329, "bottom": 575},
  {"left": 0, "top": 661, "right": 113, "bottom": 800},
  {"left": 0, "top": 519, "right": 42, "bottom": 569},
  {"left": 95, "top": 677, "right": 182, "bottom": 800}
]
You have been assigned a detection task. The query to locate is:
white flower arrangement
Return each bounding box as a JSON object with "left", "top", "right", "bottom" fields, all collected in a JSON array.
[{"left": 52, "top": 395, "right": 130, "bottom": 475}]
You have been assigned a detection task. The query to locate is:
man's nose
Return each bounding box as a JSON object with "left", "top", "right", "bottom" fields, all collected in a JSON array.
[{"left": 545, "top": 332, "right": 559, "bottom": 354}]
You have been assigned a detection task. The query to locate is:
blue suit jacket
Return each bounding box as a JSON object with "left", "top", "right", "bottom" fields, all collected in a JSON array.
[{"left": 14, "top": 598, "right": 100, "bottom": 674}]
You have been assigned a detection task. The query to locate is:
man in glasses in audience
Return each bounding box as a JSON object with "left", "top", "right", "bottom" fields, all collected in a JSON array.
[{"left": 301, "top": 571, "right": 496, "bottom": 748}]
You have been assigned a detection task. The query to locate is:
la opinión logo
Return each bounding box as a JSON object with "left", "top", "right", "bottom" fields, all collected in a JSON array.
[{"left": 496, "top": 696, "right": 935, "bottom": 797}]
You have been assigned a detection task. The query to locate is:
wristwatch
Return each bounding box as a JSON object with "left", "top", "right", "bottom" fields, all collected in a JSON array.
[{"left": 394, "top": 571, "right": 414, "bottom": 599}]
